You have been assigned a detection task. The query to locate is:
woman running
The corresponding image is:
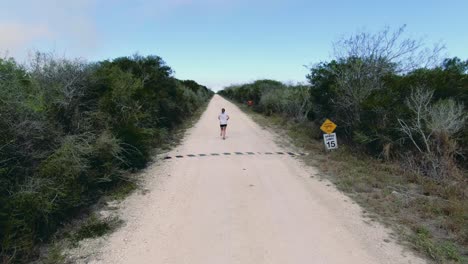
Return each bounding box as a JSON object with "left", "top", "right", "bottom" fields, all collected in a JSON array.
[{"left": 218, "top": 108, "right": 230, "bottom": 140}]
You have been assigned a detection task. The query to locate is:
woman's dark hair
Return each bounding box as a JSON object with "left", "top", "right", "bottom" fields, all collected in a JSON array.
[{"left": 222, "top": 108, "right": 225, "bottom": 113}]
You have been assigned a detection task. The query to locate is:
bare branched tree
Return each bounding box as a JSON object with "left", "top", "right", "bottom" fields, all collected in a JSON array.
[
  {"left": 398, "top": 87, "right": 434, "bottom": 154},
  {"left": 333, "top": 25, "right": 444, "bottom": 73},
  {"left": 28, "top": 52, "right": 89, "bottom": 105},
  {"left": 26, "top": 52, "right": 91, "bottom": 133},
  {"left": 331, "top": 25, "right": 445, "bottom": 129},
  {"left": 284, "top": 86, "right": 311, "bottom": 122},
  {"left": 398, "top": 87, "right": 466, "bottom": 180}
]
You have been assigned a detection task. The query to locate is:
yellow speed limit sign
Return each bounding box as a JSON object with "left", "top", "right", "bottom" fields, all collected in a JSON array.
[{"left": 320, "top": 119, "right": 337, "bottom": 134}]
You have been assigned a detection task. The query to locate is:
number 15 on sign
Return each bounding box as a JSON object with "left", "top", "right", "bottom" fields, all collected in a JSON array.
[{"left": 323, "top": 133, "right": 338, "bottom": 150}]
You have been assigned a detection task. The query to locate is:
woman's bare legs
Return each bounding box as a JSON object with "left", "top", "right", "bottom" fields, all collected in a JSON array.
[{"left": 222, "top": 127, "right": 227, "bottom": 139}]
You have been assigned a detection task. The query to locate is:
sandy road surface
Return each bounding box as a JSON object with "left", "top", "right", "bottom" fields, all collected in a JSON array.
[{"left": 89, "top": 95, "right": 425, "bottom": 264}]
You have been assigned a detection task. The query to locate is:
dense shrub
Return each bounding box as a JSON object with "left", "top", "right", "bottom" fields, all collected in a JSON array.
[
  {"left": 0, "top": 53, "right": 213, "bottom": 262},
  {"left": 306, "top": 59, "right": 467, "bottom": 169},
  {"left": 219, "top": 80, "right": 311, "bottom": 121},
  {"left": 220, "top": 27, "right": 467, "bottom": 181},
  {"left": 219, "top": 59, "right": 467, "bottom": 179}
]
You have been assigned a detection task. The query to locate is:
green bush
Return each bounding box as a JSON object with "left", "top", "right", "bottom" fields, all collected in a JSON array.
[
  {"left": 0, "top": 53, "right": 213, "bottom": 262},
  {"left": 219, "top": 56, "right": 467, "bottom": 176},
  {"left": 219, "top": 80, "right": 311, "bottom": 121}
]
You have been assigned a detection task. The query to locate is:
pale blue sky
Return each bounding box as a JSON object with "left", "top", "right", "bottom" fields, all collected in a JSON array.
[{"left": 1, "top": 0, "right": 467, "bottom": 90}]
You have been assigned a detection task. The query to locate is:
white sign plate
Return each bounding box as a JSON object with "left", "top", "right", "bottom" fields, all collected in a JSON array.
[{"left": 323, "top": 133, "right": 338, "bottom": 150}]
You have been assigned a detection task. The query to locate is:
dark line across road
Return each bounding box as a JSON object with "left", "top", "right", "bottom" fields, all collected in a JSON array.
[{"left": 162, "top": 151, "right": 307, "bottom": 160}]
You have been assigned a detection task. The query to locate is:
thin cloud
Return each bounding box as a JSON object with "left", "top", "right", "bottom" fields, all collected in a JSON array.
[
  {"left": 0, "top": 0, "right": 269, "bottom": 59},
  {"left": 0, "top": 0, "right": 98, "bottom": 58},
  {"left": 0, "top": 22, "right": 51, "bottom": 52}
]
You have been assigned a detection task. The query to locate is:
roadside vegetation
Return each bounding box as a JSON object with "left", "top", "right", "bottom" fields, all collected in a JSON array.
[
  {"left": 0, "top": 53, "right": 213, "bottom": 263},
  {"left": 219, "top": 27, "right": 467, "bottom": 263}
]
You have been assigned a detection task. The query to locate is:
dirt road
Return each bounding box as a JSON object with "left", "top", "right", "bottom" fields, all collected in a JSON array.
[{"left": 89, "top": 95, "right": 425, "bottom": 264}]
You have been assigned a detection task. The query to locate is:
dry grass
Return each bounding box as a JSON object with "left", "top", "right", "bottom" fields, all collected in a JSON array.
[{"left": 236, "top": 103, "right": 468, "bottom": 264}]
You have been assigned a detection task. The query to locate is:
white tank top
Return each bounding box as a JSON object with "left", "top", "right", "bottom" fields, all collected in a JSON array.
[{"left": 219, "top": 113, "right": 229, "bottom": 125}]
